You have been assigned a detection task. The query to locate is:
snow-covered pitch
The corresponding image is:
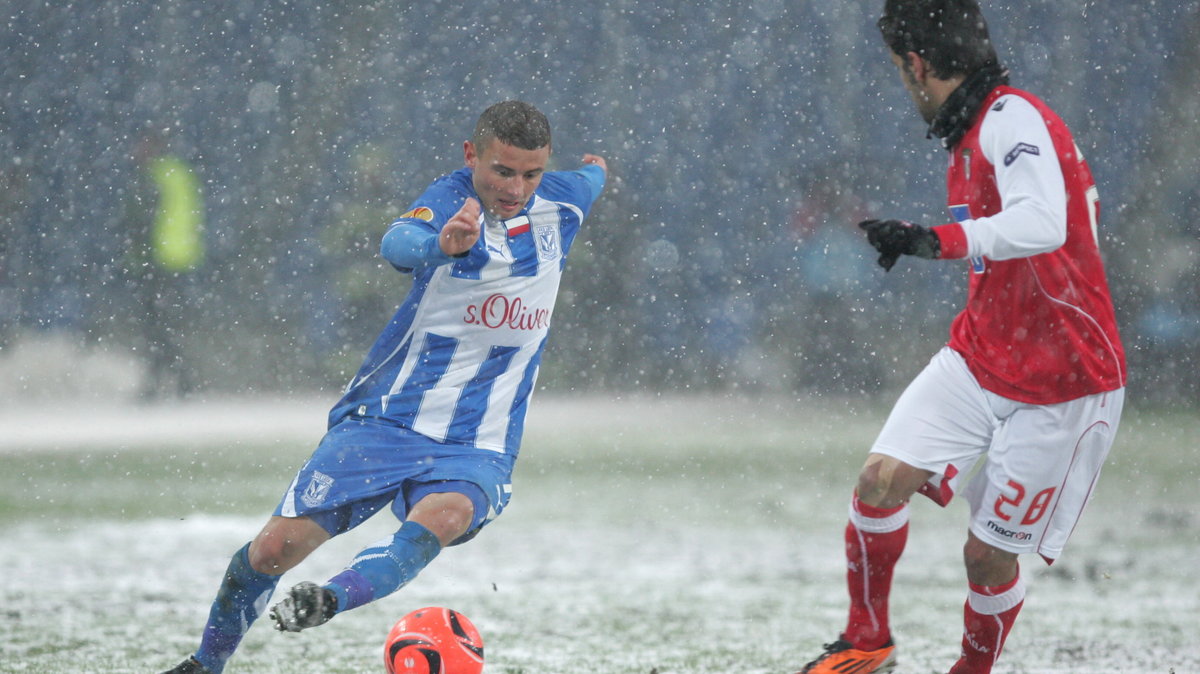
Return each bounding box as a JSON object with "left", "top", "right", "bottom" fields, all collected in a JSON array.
[{"left": 2, "top": 395, "right": 1196, "bottom": 673}]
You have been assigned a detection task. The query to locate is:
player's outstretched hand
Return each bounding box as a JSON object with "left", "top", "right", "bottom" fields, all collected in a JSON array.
[
  {"left": 581, "top": 154, "right": 607, "bottom": 173},
  {"left": 858, "top": 218, "right": 941, "bottom": 271},
  {"left": 441, "top": 198, "right": 482, "bottom": 257}
]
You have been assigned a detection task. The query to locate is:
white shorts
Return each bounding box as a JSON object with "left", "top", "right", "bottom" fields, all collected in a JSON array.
[{"left": 872, "top": 347, "right": 1124, "bottom": 562}]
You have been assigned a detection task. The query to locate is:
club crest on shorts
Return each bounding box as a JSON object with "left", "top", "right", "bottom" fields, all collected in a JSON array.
[
  {"left": 534, "top": 223, "right": 560, "bottom": 261},
  {"left": 301, "top": 471, "right": 334, "bottom": 508}
]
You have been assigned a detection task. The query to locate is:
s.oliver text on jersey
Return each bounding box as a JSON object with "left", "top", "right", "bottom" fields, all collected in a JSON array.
[{"left": 463, "top": 293, "right": 552, "bottom": 331}]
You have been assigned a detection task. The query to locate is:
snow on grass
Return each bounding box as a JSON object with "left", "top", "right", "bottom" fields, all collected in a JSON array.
[{"left": 1, "top": 395, "right": 1197, "bottom": 673}]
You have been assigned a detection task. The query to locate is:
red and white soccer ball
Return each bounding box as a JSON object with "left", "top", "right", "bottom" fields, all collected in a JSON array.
[{"left": 384, "top": 606, "right": 484, "bottom": 674}]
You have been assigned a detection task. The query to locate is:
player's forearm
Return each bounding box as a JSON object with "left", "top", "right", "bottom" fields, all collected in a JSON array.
[{"left": 381, "top": 222, "right": 457, "bottom": 271}]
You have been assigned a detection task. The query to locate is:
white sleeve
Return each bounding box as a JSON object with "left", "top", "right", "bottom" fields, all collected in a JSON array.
[{"left": 959, "top": 95, "right": 1068, "bottom": 261}]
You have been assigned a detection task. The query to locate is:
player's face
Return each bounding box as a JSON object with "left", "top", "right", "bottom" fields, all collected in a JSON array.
[
  {"left": 891, "top": 52, "right": 939, "bottom": 124},
  {"left": 465, "top": 138, "right": 550, "bottom": 219}
]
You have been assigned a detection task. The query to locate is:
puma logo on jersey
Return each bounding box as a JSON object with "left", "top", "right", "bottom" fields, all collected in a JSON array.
[{"left": 1004, "top": 142, "right": 1040, "bottom": 166}]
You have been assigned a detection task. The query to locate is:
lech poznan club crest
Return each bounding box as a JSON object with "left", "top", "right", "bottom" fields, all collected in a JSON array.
[
  {"left": 301, "top": 471, "right": 334, "bottom": 508},
  {"left": 534, "top": 223, "right": 559, "bottom": 261}
]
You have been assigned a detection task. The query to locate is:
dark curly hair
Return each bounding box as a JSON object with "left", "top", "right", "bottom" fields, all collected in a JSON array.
[{"left": 878, "top": 0, "right": 1001, "bottom": 79}]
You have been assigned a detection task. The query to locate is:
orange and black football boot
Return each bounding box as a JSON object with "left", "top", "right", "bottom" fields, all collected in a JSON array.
[{"left": 796, "top": 637, "right": 897, "bottom": 674}]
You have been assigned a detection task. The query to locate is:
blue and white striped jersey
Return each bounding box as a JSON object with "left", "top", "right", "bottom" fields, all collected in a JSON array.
[{"left": 328, "top": 164, "right": 605, "bottom": 454}]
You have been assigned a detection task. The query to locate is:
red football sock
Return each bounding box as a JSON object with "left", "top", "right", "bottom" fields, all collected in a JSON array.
[
  {"left": 952, "top": 571, "right": 1026, "bottom": 674},
  {"left": 842, "top": 493, "right": 909, "bottom": 650}
]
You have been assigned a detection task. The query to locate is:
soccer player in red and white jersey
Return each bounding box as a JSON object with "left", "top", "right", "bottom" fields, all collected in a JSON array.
[{"left": 796, "top": 2, "right": 1127, "bottom": 673}]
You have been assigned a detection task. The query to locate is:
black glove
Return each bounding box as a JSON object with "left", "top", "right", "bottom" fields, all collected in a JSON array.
[{"left": 858, "top": 219, "right": 941, "bottom": 271}]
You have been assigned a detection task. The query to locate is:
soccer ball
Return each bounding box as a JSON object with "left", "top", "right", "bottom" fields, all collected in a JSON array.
[{"left": 384, "top": 606, "right": 484, "bottom": 674}]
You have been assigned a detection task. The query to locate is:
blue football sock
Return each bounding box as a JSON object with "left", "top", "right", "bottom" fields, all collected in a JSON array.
[
  {"left": 194, "top": 542, "right": 280, "bottom": 674},
  {"left": 325, "top": 521, "right": 442, "bottom": 613}
]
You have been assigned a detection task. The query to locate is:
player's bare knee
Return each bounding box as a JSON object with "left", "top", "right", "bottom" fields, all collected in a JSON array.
[
  {"left": 429, "top": 501, "right": 475, "bottom": 544},
  {"left": 247, "top": 520, "right": 324, "bottom": 574},
  {"left": 857, "top": 455, "right": 929, "bottom": 508},
  {"left": 855, "top": 467, "right": 889, "bottom": 505},
  {"left": 856, "top": 459, "right": 902, "bottom": 507},
  {"left": 410, "top": 493, "right": 476, "bottom": 546},
  {"left": 247, "top": 537, "right": 289, "bottom": 575},
  {"left": 962, "top": 536, "right": 1018, "bottom": 585}
]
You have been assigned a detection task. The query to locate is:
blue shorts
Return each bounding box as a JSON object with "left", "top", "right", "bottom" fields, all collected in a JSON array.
[{"left": 274, "top": 417, "right": 515, "bottom": 545}]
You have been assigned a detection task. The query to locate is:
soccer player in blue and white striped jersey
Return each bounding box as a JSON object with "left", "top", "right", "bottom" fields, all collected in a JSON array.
[{"left": 162, "top": 101, "right": 606, "bottom": 674}]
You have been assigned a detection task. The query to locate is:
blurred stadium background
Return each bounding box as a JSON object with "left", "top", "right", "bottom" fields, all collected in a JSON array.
[{"left": 1, "top": 1, "right": 1197, "bottom": 404}]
